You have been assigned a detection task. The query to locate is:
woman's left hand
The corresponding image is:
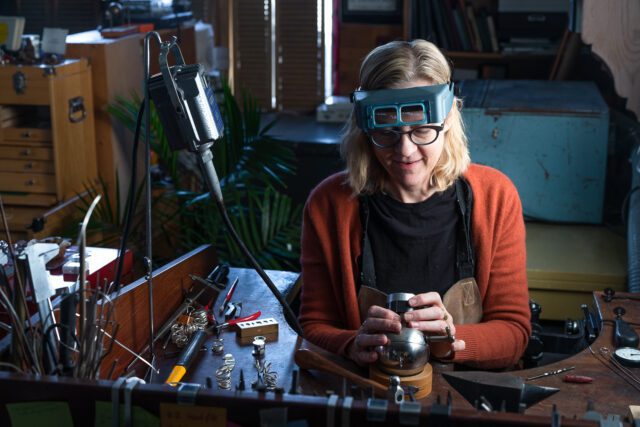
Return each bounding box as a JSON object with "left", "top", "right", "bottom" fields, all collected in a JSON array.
[{"left": 403, "top": 292, "right": 466, "bottom": 358}]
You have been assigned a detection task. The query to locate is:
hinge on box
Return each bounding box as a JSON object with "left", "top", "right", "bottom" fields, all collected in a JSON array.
[
  {"left": 43, "top": 66, "right": 56, "bottom": 77},
  {"left": 12, "top": 71, "right": 26, "bottom": 94}
]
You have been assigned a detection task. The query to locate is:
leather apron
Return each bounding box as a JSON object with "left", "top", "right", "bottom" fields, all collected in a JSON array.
[{"left": 357, "top": 178, "right": 483, "bottom": 325}]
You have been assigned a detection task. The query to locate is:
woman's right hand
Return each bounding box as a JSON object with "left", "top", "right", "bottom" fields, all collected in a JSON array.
[{"left": 347, "top": 305, "right": 402, "bottom": 365}]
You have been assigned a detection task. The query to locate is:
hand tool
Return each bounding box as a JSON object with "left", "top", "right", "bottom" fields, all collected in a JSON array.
[
  {"left": 219, "top": 277, "right": 239, "bottom": 315},
  {"left": 189, "top": 274, "right": 225, "bottom": 292},
  {"left": 207, "top": 263, "right": 230, "bottom": 285},
  {"left": 223, "top": 302, "right": 238, "bottom": 320},
  {"left": 563, "top": 374, "right": 593, "bottom": 383},
  {"left": 213, "top": 311, "right": 261, "bottom": 335},
  {"left": 294, "top": 348, "right": 387, "bottom": 397},
  {"left": 163, "top": 345, "right": 207, "bottom": 359},
  {"left": 164, "top": 329, "right": 207, "bottom": 385},
  {"left": 525, "top": 366, "right": 575, "bottom": 381},
  {"left": 236, "top": 369, "right": 246, "bottom": 391},
  {"left": 581, "top": 304, "right": 599, "bottom": 343},
  {"left": 201, "top": 294, "right": 219, "bottom": 325}
]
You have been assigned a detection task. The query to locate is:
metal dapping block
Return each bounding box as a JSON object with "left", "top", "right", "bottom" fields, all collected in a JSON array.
[{"left": 442, "top": 371, "right": 559, "bottom": 413}]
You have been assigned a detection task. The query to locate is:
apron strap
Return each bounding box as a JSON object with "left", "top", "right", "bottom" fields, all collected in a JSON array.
[
  {"left": 359, "top": 195, "right": 377, "bottom": 290},
  {"left": 455, "top": 178, "right": 475, "bottom": 280}
]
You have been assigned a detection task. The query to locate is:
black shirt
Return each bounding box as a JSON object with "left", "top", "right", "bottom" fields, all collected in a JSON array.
[{"left": 366, "top": 186, "right": 459, "bottom": 296}]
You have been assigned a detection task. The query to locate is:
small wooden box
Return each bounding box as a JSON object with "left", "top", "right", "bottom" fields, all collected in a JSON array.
[{"left": 236, "top": 317, "right": 279, "bottom": 339}]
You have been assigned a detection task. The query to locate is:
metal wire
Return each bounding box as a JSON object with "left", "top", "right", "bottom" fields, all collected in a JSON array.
[{"left": 588, "top": 345, "right": 640, "bottom": 392}]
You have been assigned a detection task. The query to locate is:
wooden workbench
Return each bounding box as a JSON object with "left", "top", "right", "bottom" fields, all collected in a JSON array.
[{"left": 0, "top": 244, "right": 637, "bottom": 425}]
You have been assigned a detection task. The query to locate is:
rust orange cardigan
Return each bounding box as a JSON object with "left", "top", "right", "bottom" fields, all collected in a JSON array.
[{"left": 299, "top": 164, "right": 531, "bottom": 369}]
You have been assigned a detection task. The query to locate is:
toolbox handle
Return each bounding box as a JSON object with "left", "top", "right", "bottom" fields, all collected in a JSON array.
[{"left": 68, "top": 96, "right": 87, "bottom": 123}]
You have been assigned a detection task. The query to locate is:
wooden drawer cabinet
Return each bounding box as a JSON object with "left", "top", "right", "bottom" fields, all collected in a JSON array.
[{"left": 0, "top": 59, "right": 97, "bottom": 239}]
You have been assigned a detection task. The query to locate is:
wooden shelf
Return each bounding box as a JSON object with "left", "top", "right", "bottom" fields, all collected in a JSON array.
[{"left": 446, "top": 51, "right": 556, "bottom": 60}]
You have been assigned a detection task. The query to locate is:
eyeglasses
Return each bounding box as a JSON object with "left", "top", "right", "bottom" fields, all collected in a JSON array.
[{"left": 367, "top": 124, "right": 444, "bottom": 148}]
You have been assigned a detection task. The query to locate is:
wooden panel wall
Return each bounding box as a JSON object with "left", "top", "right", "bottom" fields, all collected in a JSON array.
[{"left": 336, "top": 22, "right": 403, "bottom": 96}]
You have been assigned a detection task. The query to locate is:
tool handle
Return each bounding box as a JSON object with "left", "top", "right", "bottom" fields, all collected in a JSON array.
[
  {"left": 563, "top": 374, "right": 593, "bottom": 383},
  {"left": 224, "top": 278, "right": 239, "bottom": 303},
  {"left": 208, "top": 263, "right": 230, "bottom": 284},
  {"left": 228, "top": 311, "right": 261, "bottom": 326},
  {"left": 581, "top": 304, "right": 598, "bottom": 343},
  {"left": 294, "top": 348, "right": 387, "bottom": 396},
  {"left": 614, "top": 316, "right": 639, "bottom": 348},
  {"left": 219, "top": 277, "right": 239, "bottom": 314},
  {"left": 165, "top": 329, "right": 207, "bottom": 385}
]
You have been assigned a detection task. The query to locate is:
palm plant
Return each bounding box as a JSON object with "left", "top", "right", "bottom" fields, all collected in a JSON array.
[{"left": 106, "top": 82, "right": 303, "bottom": 270}]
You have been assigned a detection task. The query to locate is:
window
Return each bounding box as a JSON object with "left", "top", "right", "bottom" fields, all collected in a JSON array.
[{"left": 230, "top": 0, "right": 331, "bottom": 112}]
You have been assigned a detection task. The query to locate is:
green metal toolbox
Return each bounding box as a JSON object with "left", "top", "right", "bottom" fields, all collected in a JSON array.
[{"left": 460, "top": 80, "right": 609, "bottom": 224}]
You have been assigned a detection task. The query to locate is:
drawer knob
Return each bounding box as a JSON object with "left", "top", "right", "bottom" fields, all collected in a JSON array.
[
  {"left": 491, "top": 127, "right": 500, "bottom": 140},
  {"left": 26, "top": 179, "right": 36, "bottom": 186},
  {"left": 21, "top": 131, "right": 32, "bottom": 138},
  {"left": 25, "top": 162, "right": 34, "bottom": 169},
  {"left": 20, "top": 149, "right": 32, "bottom": 156}
]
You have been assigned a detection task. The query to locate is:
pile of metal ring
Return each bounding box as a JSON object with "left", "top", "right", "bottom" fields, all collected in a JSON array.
[{"left": 216, "top": 354, "right": 236, "bottom": 390}]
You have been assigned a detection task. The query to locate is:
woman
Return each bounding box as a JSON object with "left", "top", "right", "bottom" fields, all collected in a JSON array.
[{"left": 299, "top": 39, "right": 530, "bottom": 369}]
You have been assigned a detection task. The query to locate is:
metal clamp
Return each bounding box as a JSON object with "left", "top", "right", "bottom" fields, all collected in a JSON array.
[
  {"left": 341, "top": 396, "right": 353, "bottom": 427},
  {"left": 176, "top": 383, "right": 201, "bottom": 405},
  {"left": 388, "top": 376, "right": 404, "bottom": 404},
  {"left": 124, "top": 377, "right": 146, "bottom": 427},
  {"left": 326, "top": 394, "right": 339, "bottom": 427},
  {"left": 398, "top": 401, "right": 421, "bottom": 426},
  {"left": 366, "top": 398, "right": 388, "bottom": 423},
  {"left": 110, "top": 377, "right": 128, "bottom": 427}
]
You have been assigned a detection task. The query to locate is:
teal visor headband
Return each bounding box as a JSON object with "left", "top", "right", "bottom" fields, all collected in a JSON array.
[{"left": 351, "top": 82, "right": 455, "bottom": 132}]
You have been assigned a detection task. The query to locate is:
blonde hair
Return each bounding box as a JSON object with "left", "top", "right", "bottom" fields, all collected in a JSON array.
[{"left": 341, "top": 39, "right": 470, "bottom": 195}]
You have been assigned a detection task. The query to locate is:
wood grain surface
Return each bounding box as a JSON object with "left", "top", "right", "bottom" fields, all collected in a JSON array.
[
  {"left": 581, "top": 0, "right": 640, "bottom": 118},
  {"left": 148, "top": 248, "right": 639, "bottom": 420}
]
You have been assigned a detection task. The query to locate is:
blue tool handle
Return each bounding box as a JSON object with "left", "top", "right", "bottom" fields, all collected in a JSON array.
[{"left": 177, "top": 329, "right": 207, "bottom": 367}]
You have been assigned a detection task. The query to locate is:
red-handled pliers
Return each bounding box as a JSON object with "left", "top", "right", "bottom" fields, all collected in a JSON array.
[
  {"left": 202, "top": 298, "right": 217, "bottom": 325},
  {"left": 219, "top": 277, "right": 239, "bottom": 315},
  {"left": 214, "top": 311, "right": 261, "bottom": 335}
]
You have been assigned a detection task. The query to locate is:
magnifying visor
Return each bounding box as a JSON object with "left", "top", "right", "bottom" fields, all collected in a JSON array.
[{"left": 351, "top": 82, "right": 455, "bottom": 132}]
